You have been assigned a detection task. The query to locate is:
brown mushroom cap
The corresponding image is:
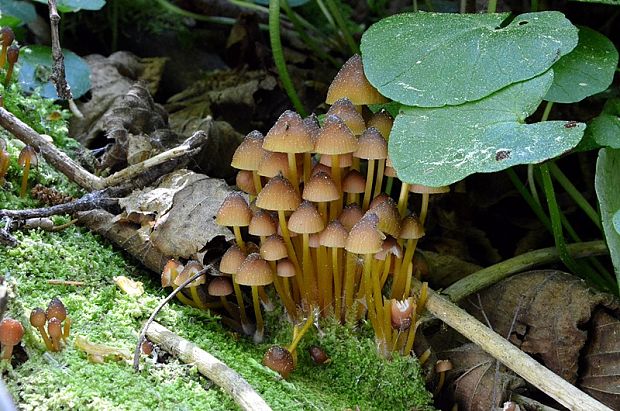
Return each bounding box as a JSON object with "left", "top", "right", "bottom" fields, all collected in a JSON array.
[
  {"left": 345, "top": 213, "right": 384, "bottom": 254},
  {"left": 161, "top": 259, "right": 184, "bottom": 287},
  {"left": 47, "top": 318, "right": 62, "bottom": 340},
  {"left": 303, "top": 172, "right": 340, "bottom": 203},
  {"left": 174, "top": 260, "right": 206, "bottom": 287},
  {"left": 354, "top": 127, "right": 388, "bottom": 160},
  {"left": 0, "top": 27, "right": 15, "bottom": 47},
  {"left": 338, "top": 204, "right": 364, "bottom": 231},
  {"left": 249, "top": 210, "right": 277, "bottom": 237},
  {"left": 263, "top": 345, "right": 295, "bottom": 378},
  {"left": 342, "top": 170, "right": 366, "bottom": 195},
  {"left": 327, "top": 98, "right": 366, "bottom": 135},
  {"left": 236, "top": 170, "right": 257, "bottom": 196},
  {"left": 30, "top": 308, "right": 47, "bottom": 328},
  {"left": 367, "top": 110, "right": 394, "bottom": 139},
  {"left": 435, "top": 359, "right": 453, "bottom": 373},
  {"left": 311, "top": 163, "right": 332, "bottom": 177},
  {"left": 7, "top": 45, "right": 19, "bottom": 65},
  {"left": 325, "top": 54, "right": 388, "bottom": 105},
  {"left": 231, "top": 130, "right": 265, "bottom": 171},
  {"left": 276, "top": 258, "right": 296, "bottom": 277},
  {"left": 216, "top": 192, "right": 252, "bottom": 227},
  {"left": 288, "top": 201, "right": 325, "bottom": 234},
  {"left": 367, "top": 196, "right": 401, "bottom": 238},
  {"left": 0, "top": 318, "right": 24, "bottom": 346},
  {"left": 236, "top": 253, "right": 274, "bottom": 286},
  {"left": 263, "top": 110, "right": 314, "bottom": 154},
  {"left": 256, "top": 175, "right": 301, "bottom": 211},
  {"left": 319, "top": 153, "right": 353, "bottom": 168},
  {"left": 18, "top": 146, "right": 38, "bottom": 167},
  {"left": 260, "top": 235, "right": 288, "bottom": 261},
  {"left": 400, "top": 215, "right": 425, "bottom": 240},
  {"left": 257, "top": 151, "right": 295, "bottom": 179},
  {"left": 391, "top": 298, "right": 414, "bottom": 331},
  {"left": 308, "top": 345, "right": 330, "bottom": 365},
  {"left": 319, "top": 220, "right": 348, "bottom": 248},
  {"left": 220, "top": 245, "right": 247, "bottom": 275},
  {"left": 314, "top": 115, "right": 358, "bottom": 155},
  {"left": 208, "top": 276, "right": 234, "bottom": 297},
  {"left": 408, "top": 184, "right": 450, "bottom": 194},
  {"left": 46, "top": 297, "right": 67, "bottom": 322}
]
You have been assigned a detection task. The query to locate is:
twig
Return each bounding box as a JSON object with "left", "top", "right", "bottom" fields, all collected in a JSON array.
[
  {"left": 47, "top": 279, "right": 86, "bottom": 286},
  {"left": 413, "top": 279, "right": 612, "bottom": 411},
  {"left": 443, "top": 241, "right": 608, "bottom": 303},
  {"left": 47, "top": 0, "right": 72, "bottom": 101},
  {"left": 0, "top": 107, "right": 104, "bottom": 191},
  {"left": 145, "top": 321, "right": 272, "bottom": 411}
]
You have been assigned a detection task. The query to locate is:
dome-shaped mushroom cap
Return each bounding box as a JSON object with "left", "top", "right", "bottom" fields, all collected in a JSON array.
[
  {"left": 30, "top": 308, "right": 46, "bottom": 328},
  {"left": 174, "top": 260, "right": 206, "bottom": 287},
  {"left": 231, "top": 130, "right": 265, "bottom": 171},
  {"left": 288, "top": 201, "right": 324, "bottom": 234},
  {"left": 236, "top": 170, "right": 257, "bottom": 196},
  {"left": 47, "top": 318, "right": 62, "bottom": 339},
  {"left": 327, "top": 98, "right": 366, "bottom": 135},
  {"left": 342, "top": 170, "right": 366, "bottom": 194},
  {"left": 256, "top": 175, "right": 301, "bottom": 211},
  {"left": 314, "top": 115, "right": 358, "bottom": 155},
  {"left": 220, "top": 246, "right": 247, "bottom": 275},
  {"left": 260, "top": 235, "right": 288, "bottom": 261},
  {"left": 409, "top": 184, "right": 450, "bottom": 194},
  {"left": 391, "top": 297, "right": 414, "bottom": 331},
  {"left": 0, "top": 27, "right": 15, "bottom": 47},
  {"left": 354, "top": 127, "right": 387, "bottom": 160},
  {"left": 319, "top": 153, "right": 353, "bottom": 168},
  {"left": 276, "top": 258, "right": 296, "bottom": 277},
  {"left": 263, "top": 345, "right": 295, "bottom": 378},
  {"left": 162, "top": 259, "right": 184, "bottom": 287},
  {"left": 6, "top": 45, "right": 18, "bottom": 64},
  {"left": 367, "top": 110, "right": 394, "bottom": 139},
  {"left": 345, "top": 213, "right": 384, "bottom": 254},
  {"left": 216, "top": 192, "right": 252, "bottom": 227},
  {"left": 46, "top": 297, "right": 67, "bottom": 322},
  {"left": 435, "top": 359, "right": 454, "bottom": 373},
  {"left": 249, "top": 210, "right": 277, "bottom": 237},
  {"left": 311, "top": 163, "right": 332, "bottom": 177},
  {"left": 400, "top": 215, "right": 425, "bottom": 239},
  {"left": 18, "top": 146, "right": 38, "bottom": 167},
  {"left": 257, "top": 151, "right": 293, "bottom": 179},
  {"left": 320, "top": 220, "right": 348, "bottom": 248},
  {"left": 236, "top": 253, "right": 274, "bottom": 286},
  {"left": 263, "top": 110, "right": 314, "bottom": 154},
  {"left": 303, "top": 172, "right": 340, "bottom": 203},
  {"left": 0, "top": 318, "right": 24, "bottom": 345},
  {"left": 326, "top": 54, "right": 388, "bottom": 105},
  {"left": 208, "top": 276, "right": 234, "bottom": 297},
  {"left": 367, "top": 196, "right": 401, "bottom": 238},
  {"left": 338, "top": 204, "right": 363, "bottom": 231}
]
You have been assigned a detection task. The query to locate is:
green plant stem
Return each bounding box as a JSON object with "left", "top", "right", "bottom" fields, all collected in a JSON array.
[
  {"left": 548, "top": 161, "right": 602, "bottom": 230},
  {"left": 487, "top": 0, "right": 497, "bottom": 13},
  {"left": 443, "top": 241, "right": 609, "bottom": 302},
  {"left": 413, "top": 0, "right": 418, "bottom": 12},
  {"left": 281, "top": 1, "right": 339, "bottom": 67},
  {"left": 527, "top": 164, "right": 541, "bottom": 205},
  {"left": 269, "top": 0, "right": 307, "bottom": 116},
  {"left": 506, "top": 168, "right": 552, "bottom": 231},
  {"left": 531, "top": 0, "right": 538, "bottom": 11},
  {"left": 324, "top": 0, "right": 359, "bottom": 55},
  {"left": 154, "top": 0, "right": 242, "bottom": 25}
]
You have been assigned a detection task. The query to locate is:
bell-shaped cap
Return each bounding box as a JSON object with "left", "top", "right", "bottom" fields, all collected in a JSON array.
[
  {"left": 367, "top": 110, "right": 393, "bottom": 139},
  {"left": 231, "top": 130, "right": 265, "bottom": 171},
  {"left": 320, "top": 220, "right": 348, "bottom": 248},
  {"left": 288, "top": 201, "right": 324, "bottom": 234},
  {"left": 220, "top": 245, "right": 247, "bottom": 275},
  {"left": 354, "top": 127, "right": 387, "bottom": 160},
  {"left": 314, "top": 115, "right": 358, "bottom": 155},
  {"left": 303, "top": 172, "right": 340, "bottom": 203},
  {"left": 216, "top": 192, "right": 252, "bottom": 227},
  {"left": 263, "top": 110, "right": 314, "bottom": 154},
  {"left": 345, "top": 213, "right": 384, "bottom": 254},
  {"left": 256, "top": 174, "right": 301, "bottom": 211},
  {"left": 326, "top": 98, "right": 366, "bottom": 135},
  {"left": 260, "top": 235, "right": 288, "bottom": 261},
  {"left": 326, "top": 54, "right": 387, "bottom": 105},
  {"left": 236, "top": 253, "right": 274, "bottom": 286}
]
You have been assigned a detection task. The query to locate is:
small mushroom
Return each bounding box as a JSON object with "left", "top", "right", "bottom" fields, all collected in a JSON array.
[
  {"left": 0, "top": 139, "right": 9, "bottom": 184},
  {"left": 263, "top": 345, "right": 295, "bottom": 379},
  {"left": 4, "top": 45, "right": 19, "bottom": 87},
  {"left": 47, "top": 318, "right": 62, "bottom": 352},
  {"left": 30, "top": 307, "right": 53, "bottom": 351},
  {"left": 308, "top": 345, "right": 330, "bottom": 365},
  {"left": 435, "top": 359, "right": 453, "bottom": 393},
  {"left": 46, "top": 297, "right": 70, "bottom": 342},
  {"left": 18, "top": 146, "right": 37, "bottom": 198},
  {"left": 0, "top": 318, "right": 24, "bottom": 360},
  {"left": 0, "top": 27, "right": 14, "bottom": 67}
]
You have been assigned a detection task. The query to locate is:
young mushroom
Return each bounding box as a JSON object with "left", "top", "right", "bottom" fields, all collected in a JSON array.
[
  {"left": 46, "top": 297, "right": 70, "bottom": 342},
  {"left": 0, "top": 139, "right": 9, "bottom": 185},
  {"left": 263, "top": 345, "right": 295, "bottom": 379},
  {"left": 236, "top": 253, "right": 274, "bottom": 343},
  {"left": 30, "top": 307, "right": 53, "bottom": 351},
  {"left": 4, "top": 45, "right": 19, "bottom": 87},
  {"left": 18, "top": 146, "right": 37, "bottom": 198},
  {"left": 0, "top": 27, "right": 14, "bottom": 67},
  {"left": 0, "top": 318, "right": 24, "bottom": 360},
  {"left": 47, "top": 318, "right": 62, "bottom": 352}
]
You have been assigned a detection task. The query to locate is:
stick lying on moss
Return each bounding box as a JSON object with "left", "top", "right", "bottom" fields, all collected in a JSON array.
[{"left": 146, "top": 321, "right": 272, "bottom": 411}]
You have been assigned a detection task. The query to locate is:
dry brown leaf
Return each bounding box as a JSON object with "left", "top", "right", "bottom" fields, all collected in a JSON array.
[
  {"left": 462, "top": 270, "right": 620, "bottom": 384},
  {"left": 579, "top": 309, "right": 620, "bottom": 409}
]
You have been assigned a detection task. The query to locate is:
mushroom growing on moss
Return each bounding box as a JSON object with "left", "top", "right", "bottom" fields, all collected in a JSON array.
[
  {"left": 18, "top": 146, "right": 37, "bottom": 198},
  {"left": 236, "top": 253, "right": 274, "bottom": 343},
  {"left": 46, "top": 297, "right": 71, "bottom": 342},
  {"left": 30, "top": 307, "right": 53, "bottom": 351},
  {"left": 4, "top": 45, "right": 19, "bottom": 87},
  {"left": 0, "top": 27, "right": 14, "bottom": 67},
  {"left": 0, "top": 318, "right": 23, "bottom": 360}
]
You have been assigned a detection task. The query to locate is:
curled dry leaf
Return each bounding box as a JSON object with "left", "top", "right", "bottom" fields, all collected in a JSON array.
[
  {"left": 74, "top": 336, "right": 131, "bottom": 364},
  {"left": 438, "top": 343, "right": 524, "bottom": 411},
  {"left": 579, "top": 309, "right": 620, "bottom": 409},
  {"left": 113, "top": 276, "right": 144, "bottom": 297},
  {"left": 462, "top": 270, "right": 620, "bottom": 384}
]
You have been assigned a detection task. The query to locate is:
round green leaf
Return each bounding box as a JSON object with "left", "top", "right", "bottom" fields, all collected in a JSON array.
[
  {"left": 613, "top": 211, "right": 620, "bottom": 235},
  {"left": 545, "top": 27, "right": 618, "bottom": 103},
  {"left": 578, "top": 98, "right": 620, "bottom": 151},
  {"left": 32, "top": 0, "right": 105, "bottom": 12},
  {"left": 595, "top": 148, "right": 620, "bottom": 281},
  {"left": 18, "top": 45, "right": 91, "bottom": 100},
  {"left": 389, "top": 71, "right": 585, "bottom": 186},
  {"left": 0, "top": 0, "right": 36, "bottom": 25},
  {"left": 361, "top": 11, "right": 578, "bottom": 107}
]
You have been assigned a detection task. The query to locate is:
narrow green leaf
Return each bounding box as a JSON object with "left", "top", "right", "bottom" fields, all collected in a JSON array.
[
  {"left": 361, "top": 11, "right": 578, "bottom": 107},
  {"left": 389, "top": 71, "right": 585, "bottom": 186},
  {"left": 545, "top": 27, "right": 618, "bottom": 103},
  {"left": 18, "top": 45, "right": 91, "bottom": 100},
  {"left": 595, "top": 148, "right": 620, "bottom": 289}
]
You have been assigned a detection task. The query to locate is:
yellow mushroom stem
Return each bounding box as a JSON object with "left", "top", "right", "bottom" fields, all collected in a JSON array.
[
  {"left": 379, "top": 254, "right": 392, "bottom": 289},
  {"left": 4, "top": 62, "right": 14, "bottom": 87},
  {"left": 419, "top": 348, "right": 432, "bottom": 365},
  {"left": 35, "top": 324, "right": 54, "bottom": 351},
  {"left": 258, "top": 287, "right": 273, "bottom": 310},
  {"left": 252, "top": 171, "right": 262, "bottom": 196},
  {"left": 287, "top": 307, "right": 314, "bottom": 355},
  {"left": 287, "top": 153, "right": 300, "bottom": 193},
  {"left": 219, "top": 296, "right": 237, "bottom": 318},
  {"left": 232, "top": 226, "right": 246, "bottom": 253},
  {"left": 251, "top": 286, "right": 264, "bottom": 342},
  {"left": 20, "top": 156, "right": 31, "bottom": 198},
  {"left": 371, "top": 258, "right": 385, "bottom": 344},
  {"left": 347, "top": 192, "right": 359, "bottom": 205},
  {"left": 303, "top": 152, "right": 312, "bottom": 184},
  {"left": 403, "top": 295, "right": 418, "bottom": 355},
  {"left": 373, "top": 159, "right": 386, "bottom": 199},
  {"left": 362, "top": 160, "right": 376, "bottom": 211},
  {"left": 232, "top": 277, "right": 252, "bottom": 333},
  {"left": 318, "top": 201, "right": 328, "bottom": 225},
  {"left": 301, "top": 233, "right": 317, "bottom": 304},
  {"left": 420, "top": 193, "right": 430, "bottom": 225},
  {"left": 343, "top": 252, "right": 357, "bottom": 321},
  {"left": 436, "top": 371, "right": 447, "bottom": 394},
  {"left": 63, "top": 317, "right": 71, "bottom": 342},
  {"left": 397, "top": 182, "right": 410, "bottom": 217},
  {"left": 392, "top": 238, "right": 418, "bottom": 299},
  {"left": 330, "top": 154, "right": 342, "bottom": 220},
  {"left": 362, "top": 254, "right": 379, "bottom": 333},
  {"left": 169, "top": 268, "right": 201, "bottom": 308},
  {"left": 383, "top": 299, "right": 393, "bottom": 351},
  {"left": 331, "top": 247, "right": 342, "bottom": 320},
  {"left": 278, "top": 210, "right": 304, "bottom": 299}
]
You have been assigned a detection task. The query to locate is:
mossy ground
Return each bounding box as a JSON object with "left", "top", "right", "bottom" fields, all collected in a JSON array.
[{"left": 0, "top": 86, "right": 434, "bottom": 411}]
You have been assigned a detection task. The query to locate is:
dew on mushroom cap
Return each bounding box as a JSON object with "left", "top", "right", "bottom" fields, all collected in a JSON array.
[{"left": 327, "top": 98, "right": 366, "bottom": 135}]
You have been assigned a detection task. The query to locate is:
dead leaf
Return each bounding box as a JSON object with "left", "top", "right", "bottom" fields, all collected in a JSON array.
[
  {"left": 113, "top": 276, "right": 144, "bottom": 297},
  {"left": 74, "top": 336, "right": 130, "bottom": 363}
]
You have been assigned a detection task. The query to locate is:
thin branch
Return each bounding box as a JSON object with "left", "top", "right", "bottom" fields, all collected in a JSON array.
[{"left": 47, "top": 0, "right": 72, "bottom": 100}]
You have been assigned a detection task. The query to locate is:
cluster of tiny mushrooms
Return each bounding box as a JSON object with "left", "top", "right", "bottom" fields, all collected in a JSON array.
[
  {"left": 162, "top": 55, "right": 447, "bottom": 378},
  {"left": 0, "top": 297, "right": 70, "bottom": 363},
  {"left": 0, "top": 27, "right": 38, "bottom": 198}
]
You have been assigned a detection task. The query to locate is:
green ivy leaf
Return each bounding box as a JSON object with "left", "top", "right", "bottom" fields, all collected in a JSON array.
[
  {"left": 18, "top": 45, "right": 91, "bottom": 99},
  {"left": 545, "top": 27, "right": 618, "bottom": 103},
  {"left": 361, "top": 11, "right": 578, "bottom": 107},
  {"left": 0, "top": 0, "right": 36, "bottom": 26},
  {"left": 595, "top": 148, "right": 620, "bottom": 287},
  {"left": 614, "top": 211, "right": 620, "bottom": 235},
  {"left": 32, "top": 0, "right": 105, "bottom": 12},
  {"left": 578, "top": 98, "right": 620, "bottom": 151},
  {"left": 389, "top": 71, "right": 584, "bottom": 186}
]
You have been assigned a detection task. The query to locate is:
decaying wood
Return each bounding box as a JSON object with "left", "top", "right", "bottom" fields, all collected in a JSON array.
[
  {"left": 146, "top": 321, "right": 272, "bottom": 411},
  {"left": 414, "top": 279, "right": 612, "bottom": 411}
]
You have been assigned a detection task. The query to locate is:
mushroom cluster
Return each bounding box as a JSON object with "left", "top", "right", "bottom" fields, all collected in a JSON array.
[
  {"left": 0, "top": 27, "right": 18, "bottom": 88},
  {"left": 30, "top": 297, "right": 71, "bottom": 352},
  {"left": 212, "top": 54, "right": 446, "bottom": 356}
]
